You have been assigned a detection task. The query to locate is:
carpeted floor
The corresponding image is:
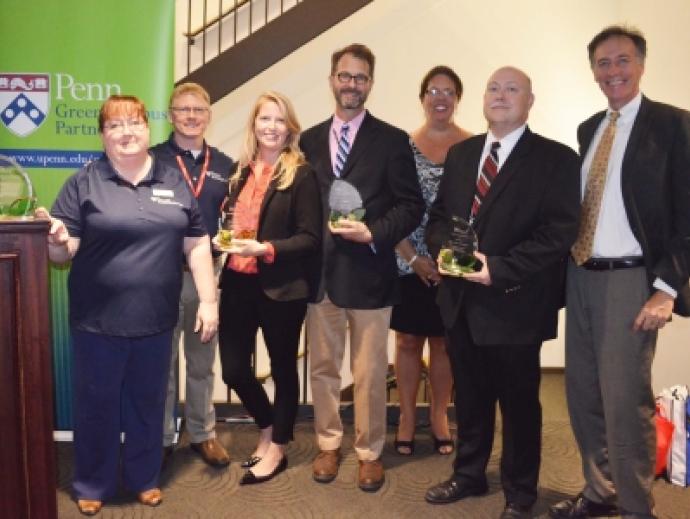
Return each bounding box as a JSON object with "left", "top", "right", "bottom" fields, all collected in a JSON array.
[{"left": 55, "top": 374, "right": 690, "bottom": 518}]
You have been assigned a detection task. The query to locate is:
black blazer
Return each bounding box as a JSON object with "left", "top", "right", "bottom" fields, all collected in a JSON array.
[
  {"left": 426, "top": 127, "right": 580, "bottom": 344},
  {"left": 300, "top": 112, "right": 424, "bottom": 308},
  {"left": 220, "top": 163, "right": 322, "bottom": 302},
  {"left": 578, "top": 96, "right": 690, "bottom": 317}
]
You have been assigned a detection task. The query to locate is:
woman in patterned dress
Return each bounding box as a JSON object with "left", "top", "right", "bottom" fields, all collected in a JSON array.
[{"left": 391, "top": 66, "right": 472, "bottom": 455}]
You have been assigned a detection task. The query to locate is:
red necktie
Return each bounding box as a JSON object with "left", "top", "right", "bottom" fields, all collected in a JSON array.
[{"left": 471, "top": 141, "right": 501, "bottom": 219}]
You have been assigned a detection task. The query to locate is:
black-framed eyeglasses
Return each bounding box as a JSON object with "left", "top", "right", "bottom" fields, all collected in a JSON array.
[
  {"left": 335, "top": 72, "right": 371, "bottom": 85},
  {"left": 170, "top": 106, "right": 209, "bottom": 115},
  {"left": 425, "top": 87, "right": 456, "bottom": 98}
]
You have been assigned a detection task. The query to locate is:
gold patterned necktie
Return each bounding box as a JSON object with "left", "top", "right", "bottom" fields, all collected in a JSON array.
[{"left": 571, "top": 111, "right": 620, "bottom": 265}]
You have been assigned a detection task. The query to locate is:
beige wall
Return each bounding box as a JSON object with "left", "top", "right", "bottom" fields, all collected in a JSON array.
[{"left": 176, "top": 0, "right": 690, "bottom": 396}]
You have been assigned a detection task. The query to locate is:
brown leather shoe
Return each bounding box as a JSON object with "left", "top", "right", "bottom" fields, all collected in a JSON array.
[
  {"left": 191, "top": 438, "right": 230, "bottom": 467},
  {"left": 138, "top": 487, "right": 162, "bottom": 507},
  {"left": 358, "top": 459, "right": 384, "bottom": 492},
  {"left": 77, "top": 499, "right": 102, "bottom": 516},
  {"left": 312, "top": 448, "right": 341, "bottom": 483}
]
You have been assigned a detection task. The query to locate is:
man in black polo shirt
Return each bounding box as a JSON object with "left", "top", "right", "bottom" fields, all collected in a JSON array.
[{"left": 151, "top": 83, "right": 233, "bottom": 467}]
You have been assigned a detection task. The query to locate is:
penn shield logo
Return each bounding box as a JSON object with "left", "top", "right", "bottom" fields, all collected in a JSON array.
[{"left": 0, "top": 73, "right": 50, "bottom": 137}]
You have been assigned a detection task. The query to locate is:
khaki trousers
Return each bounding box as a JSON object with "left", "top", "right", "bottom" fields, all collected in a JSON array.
[
  {"left": 307, "top": 295, "right": 391, "bottom": 461},
  {"left": 163, "top": 271, "right": 218, "bottom": 446}
]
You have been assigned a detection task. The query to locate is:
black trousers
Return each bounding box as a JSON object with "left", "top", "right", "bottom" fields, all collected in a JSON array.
[
  {"left": 218, "top": 270, "right": 306, "bottom": 444},
  {"left": 446, "top": 313, "right": 542, "bottom": 507}
]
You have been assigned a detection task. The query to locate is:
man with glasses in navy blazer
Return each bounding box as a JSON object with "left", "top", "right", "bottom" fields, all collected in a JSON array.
[{"left": 300, "top": 43, "right": 423, "bottom": 493}]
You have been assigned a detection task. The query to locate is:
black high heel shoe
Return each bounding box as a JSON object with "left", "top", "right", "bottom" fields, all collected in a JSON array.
[
  {"left": 239, "top": 456, "right": 287, "bottom": 485},
  {"left": 240, "top": 455, "right": 261, "bottom": 469},
  {"left": 394, "top": 435, "right": 415, "bottom": 455},
  {"left": 432, "top": 435, "right": 454, "bottom": 455}
]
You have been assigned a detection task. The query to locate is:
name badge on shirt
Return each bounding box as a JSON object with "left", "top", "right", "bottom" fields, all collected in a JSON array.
[
  {"left": 206, "top": 170, "right": 226, "bottom": 183},
  {"left": 150, "top": 188, "right": 183, "bottom": 207},
  {"left": 152, "top": 188, "right": 174, "bottom": 198}
]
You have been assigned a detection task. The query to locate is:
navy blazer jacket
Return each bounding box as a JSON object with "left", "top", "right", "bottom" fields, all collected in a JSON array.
[{"left": 300, "top": 112, "right": 424, "bottom": 308}]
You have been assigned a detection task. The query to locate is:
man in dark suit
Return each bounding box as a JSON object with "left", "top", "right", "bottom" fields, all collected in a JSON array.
[
  {"left": 549, "top": 26, "right": 690, "bottom": 519},
  {"left": 300, "top": 43, "right": 423, "bottom": 492},
  {"left": 424, "top": 66, "right": 580, "bottom": 519}
]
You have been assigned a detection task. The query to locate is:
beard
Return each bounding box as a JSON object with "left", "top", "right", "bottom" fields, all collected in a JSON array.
[{"left": 334, "top": 87, "right": 368, "bottom": 110}]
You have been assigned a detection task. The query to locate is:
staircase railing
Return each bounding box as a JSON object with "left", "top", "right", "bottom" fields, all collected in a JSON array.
[
  {"left": 183, "top": 0, "right": 303, "bottom": 76},
  {"left": 178, "top": 0, "right": 373, "bottom": 103}
]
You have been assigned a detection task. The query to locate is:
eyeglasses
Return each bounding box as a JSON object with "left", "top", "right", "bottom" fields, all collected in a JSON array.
[
  {"left": 171, "top": 106, "right": 209, "bottom": 115},
  {"left": 104, "top": 119, "right": 147, "bottom": 133},
  {"left": 425, "top": 87, "right": 457, "bottom": 98},
  {"left": 335, "top": 72, "right": 371, "bottom": 85}
]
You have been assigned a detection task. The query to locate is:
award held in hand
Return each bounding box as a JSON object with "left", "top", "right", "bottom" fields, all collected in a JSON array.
[
  {"left": 439, "top": 216, "right": 481, "bottom": 276},
  {"left": 328, "top": 179, "right": 366, "bottom": 227}
]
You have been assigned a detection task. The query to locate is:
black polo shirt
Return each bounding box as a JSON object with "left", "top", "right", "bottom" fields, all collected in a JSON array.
[
  {"left": 52, "top": 154, "right": 207, "bottom": 337},
  {"left": 150, "top": 134, "right": 233, "bottom": 243}
]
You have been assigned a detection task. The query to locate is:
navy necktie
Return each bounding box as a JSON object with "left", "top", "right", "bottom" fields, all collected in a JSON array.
[{"left": 334, "top": 123, "right": 350, "bottom": 176}]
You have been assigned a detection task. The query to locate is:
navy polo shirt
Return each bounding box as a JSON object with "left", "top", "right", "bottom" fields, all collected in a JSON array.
[
  {"left": 150, "top": 134, "right": 233, "bottom": 243},
  {"left": 51, "top": 154, "right": 207, "bottom": 337}
]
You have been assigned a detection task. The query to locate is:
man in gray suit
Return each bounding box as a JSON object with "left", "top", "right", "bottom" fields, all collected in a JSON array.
[{"left": 550, "top": 26, "right": 690, "bottom": 519}]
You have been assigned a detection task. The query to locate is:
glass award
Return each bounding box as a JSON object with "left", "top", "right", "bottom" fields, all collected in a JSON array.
[
  {"left": 439, "top": 216, "right": 479, "bottom": 276},
  {"left": 0, "top": 154, "right": 36, "bottom": 219},
  {"left": 214, "top": 205, "right": 234, "bottom": 249},
  {"left": 328, "top": 178, "right": 365, "bottom": 227}
]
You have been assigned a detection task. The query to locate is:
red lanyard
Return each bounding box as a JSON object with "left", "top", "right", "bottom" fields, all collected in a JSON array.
[{"left": 176, "top": 147, "right": 210, "bottom": 199}]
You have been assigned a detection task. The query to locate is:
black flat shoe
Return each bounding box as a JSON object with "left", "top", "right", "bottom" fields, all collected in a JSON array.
[
  {"left": 432, "top": 435, "right": 454, "bottom": 455},
  {"left": 239, "top": 456, "right": 287, "bottom": 485},
  {"left": 394, "top": 435, "right": 415, "bottom": 455},
  {"left": 240, "top": 455, "right": 262, "bottom": 468}
]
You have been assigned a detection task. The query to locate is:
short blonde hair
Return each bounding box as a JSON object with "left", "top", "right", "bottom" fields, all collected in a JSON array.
[
  {"left": 231, "top": 91, "right": 305, "bottom": 190},
  {"left": 169, "top": 82, "right": 211, "bottom": 107}
]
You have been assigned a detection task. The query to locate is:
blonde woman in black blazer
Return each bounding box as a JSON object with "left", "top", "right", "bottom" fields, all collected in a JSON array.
[{"left": 216, "top": 91, "right": 321, "bottom": 485}]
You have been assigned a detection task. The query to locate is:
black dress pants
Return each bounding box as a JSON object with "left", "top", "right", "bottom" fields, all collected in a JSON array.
[
  {"left": 446, "top": 313, "right": 542, "bottom": 507},
  {"left": 218, "top": 270, "right": 306, "bottom": 444}
]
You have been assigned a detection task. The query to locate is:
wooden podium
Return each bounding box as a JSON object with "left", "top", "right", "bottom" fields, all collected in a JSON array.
[{"left": 0, "top": 220, "right": 57, "bottom": 519}]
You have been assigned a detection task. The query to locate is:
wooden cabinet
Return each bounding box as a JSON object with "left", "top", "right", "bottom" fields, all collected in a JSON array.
[{"left": 0, "top": 220, "right": 57, "bottom": 519}]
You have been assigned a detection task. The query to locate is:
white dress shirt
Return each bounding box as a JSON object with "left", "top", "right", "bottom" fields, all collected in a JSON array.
[
  {"left": 581, "top": 92, "right": 642, "bottom": 258},
  {"left": 581, "top": 92, "right": 675, "bottom": 297},
  {"left": 478, "top": 124, "right": 526, "bottom": 178}
]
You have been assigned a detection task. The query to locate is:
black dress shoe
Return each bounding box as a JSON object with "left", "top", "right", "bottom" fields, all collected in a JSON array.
[
  {"left": 501, "top": 502, "right": 533, "bottom": 519},
  {"left": 425, "top": 477, "right": 488, "bottom": 504},
  {"left": 239, "top": 456, "right": 287, "bottom": 485},
  {"left": 240, "top": 455, "right": 262, "bottom": 468},
  {"left": 548, "top": 493, "right": 619, "bottom": 518}
]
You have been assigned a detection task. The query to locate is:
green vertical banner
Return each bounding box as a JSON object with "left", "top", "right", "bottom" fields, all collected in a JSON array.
[{"left": 0, "top": 0, "right": 175, "bottom": 429}]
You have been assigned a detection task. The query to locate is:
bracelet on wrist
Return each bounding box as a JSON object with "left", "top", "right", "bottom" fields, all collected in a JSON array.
[{"left": 407, "top": 254, "right": 418, "bottom": 266}]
